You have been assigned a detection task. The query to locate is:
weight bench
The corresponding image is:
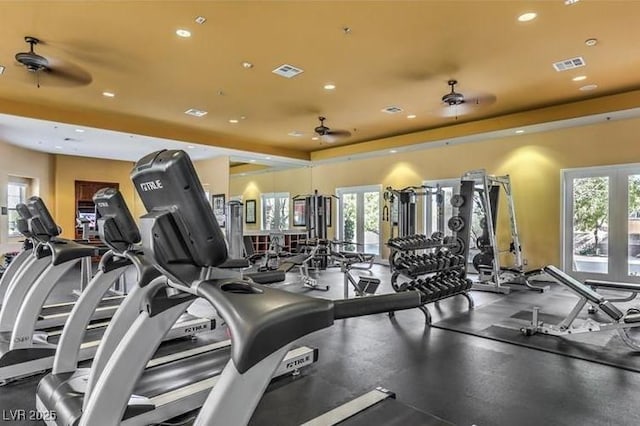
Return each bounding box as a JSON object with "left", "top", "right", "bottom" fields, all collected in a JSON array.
[
  {"left": 522, "top": 265, "right": 640, "bottom": 350},
  {"left": 585, "top": 279, "right": 640, "bottom": 311}
]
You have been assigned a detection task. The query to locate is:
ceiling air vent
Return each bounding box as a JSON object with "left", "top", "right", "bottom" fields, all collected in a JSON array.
[
  {"left": 272, "top": 64, "right": 304, "bottom": 78},
  {"left": 184, "top": 108, "right": 208, "bottom": 117},
  {"left": 381, "top": 106, "right": 404, "bottom": 114},
  {"left": 552, "top": 57, "right": 586, "bottom": 72}
]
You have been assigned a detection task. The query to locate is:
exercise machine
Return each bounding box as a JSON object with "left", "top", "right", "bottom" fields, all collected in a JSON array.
[
  {"left": 1, "top": 201, "right": 123, "bottom": 330},
  {"left": 44, "top": 151, "right": 317, "bottom": 426},
  {"left": 522, "top": 266, "right": 640, "bottom": 349},
  {"left": 461, "top": 170, "right": 549, "bottom": 294},
  {"left": 384, "top": 185, "right": 445, "bottom": 239},
  {"left": 226, "top": 200, "right": 286, "bottom": 284},
  {"left": 37, "top": 187, "right": 218, "bottom": 422},
  {"left": 77, "top": 149, "right": 449, "bottom": 426}
]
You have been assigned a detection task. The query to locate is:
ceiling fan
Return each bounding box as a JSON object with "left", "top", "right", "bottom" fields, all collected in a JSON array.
[
  {"left": 314, "top": 116, "right": 352, "bottom": 143},
  {"left": 439, "top": 79, "right": 496, "bottom": 119},
  {"left": 14, "top": 36, "right": 92, "bottom": 88}
]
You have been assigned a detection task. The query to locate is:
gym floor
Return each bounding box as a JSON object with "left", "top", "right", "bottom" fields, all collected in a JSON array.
[{"left": 2, "top": 264, "right": 640, "bottom": 426}]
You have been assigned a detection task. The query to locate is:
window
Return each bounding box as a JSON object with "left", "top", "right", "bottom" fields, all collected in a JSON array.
[
  {"left": 336, "top": 185, "right": 381, "bottom": 256},
  {"left": 562, "top": 164, "right": 640, "bottom": 283},
  {"left": 261, "top": 192, "right": 289, "bottom": 231},
  {"left": 7, "top": 177, "right": 30, "bottom": 237}
]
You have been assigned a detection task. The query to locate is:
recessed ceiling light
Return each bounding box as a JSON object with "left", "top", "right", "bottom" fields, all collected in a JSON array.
[
  {"left": 265, "top": 156, "right": 271, "bottom": 160},
  {"left": 579, "top": 84, "right": 598, "bottom": 91},
  {"left": 55, "top": 145, "right": 63, "bottom": 150},
  {"left": 288, "top": 131, "right": 303, "bottom": 137},
  {"left": 572, "top": 75, "right": 587, "bottom": 82},
  {"left": 517, "top": 12, "right": 537, "bottom": 22},
  {"left": 229, "top": 119, "right": 239, "bottom": 124},
  {"left": 102, "top": 91, "right": 115, "bottom": 97},
  {"left": 242, "top": 61, "right": 254, "bottom": 69},
  {"left": 75, "top": 129, "right": 85, "bottom": 133},
  {"left": 195, "top": 16, "right": 207, "bottom": 24},
  {"left": 389, "top": 149, "right": 397, "bottom": 154},
  {"left": 585, "top": 38, "right": 598, "bottom": 47},
  {"left": 0, "top": 66, "right": 5, "bottom": 75},
  {"left": 323, "top": 83, "right": 336, "bottom": 90},
  {"left": 184, "top": 108, "right": 208, "bottom": 117},
  {"left": 564, "top": 0, "right": 580, "bottom": 4},
  {"left": 176, "top": 29, "right": 191, "bottom": 38},
  {"left": 187, "top": 145, "right": 195, "bottom": 149},
  {"left": 515, "top": 130, "right": 525, "bottom": 134},
  {"left": 311, "top": 136, "right": 319, "bottom": 141},
  {"left": 407, "top": 114, "right": 417, "bottom": 119}
]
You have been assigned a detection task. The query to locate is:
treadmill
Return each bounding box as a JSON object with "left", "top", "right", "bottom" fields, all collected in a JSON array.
[
  {"left": 74, "top": 150, "right": 449, "bottom": 426},
  {"left": 37, "top": 185, "right": 317, "bottom": 426},
  {"left": 0, "top": 195, "right": 212, "bottom": 385},
  {"left": 0, "top": 201, "right": 123, "bottom": 331}
]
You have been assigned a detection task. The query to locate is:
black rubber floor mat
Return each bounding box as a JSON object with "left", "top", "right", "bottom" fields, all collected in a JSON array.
[{"left": 432, "top": 285, "right": 640, "bottom": 372}]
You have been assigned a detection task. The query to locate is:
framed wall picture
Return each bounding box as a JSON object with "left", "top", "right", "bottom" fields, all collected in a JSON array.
[
  {"left": 326, "top": 197, "right": 332, "bottom": 228},
  {"left": 212, "top": 193, "right": 226, "bottom": 227},
  {"left": 293, "top": 198, "right": 306, "bottom": 227},
  {"left": 245, "top": 199, "right": 256, "bottom": 224}
]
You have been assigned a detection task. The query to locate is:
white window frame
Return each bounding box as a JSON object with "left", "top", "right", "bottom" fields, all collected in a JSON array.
[
  {"left": 261, "top": 192, "right": 290, "bottom": 231},
  {"left": 336, "top": 184, "right": 382, "bottom": 256},
  {"left": 561, "top": 162, "right": 640, "bottom": 283},
  {"left": 7, "top": 178, "right": 30, "bottom": 238},
  {"left": 423, "top": 178, "right": 461, "bottom": 237}
]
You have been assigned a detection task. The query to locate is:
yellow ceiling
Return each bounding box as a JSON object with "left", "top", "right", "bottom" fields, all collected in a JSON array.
[{"left": 1, "top": 1, "right": 640, "bottom": 161}]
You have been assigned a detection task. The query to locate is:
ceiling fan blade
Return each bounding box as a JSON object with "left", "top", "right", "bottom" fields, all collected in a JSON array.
[
  {"left": 327, "top": 129, "right": 352, "bottom": 138},
  {"left": 45, "top": 58, "right": 92, "bottom": 86}
]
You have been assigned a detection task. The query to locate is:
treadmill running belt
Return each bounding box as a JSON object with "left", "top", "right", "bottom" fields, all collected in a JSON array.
[
  {"left": 133, "top": 346, "right": 230, "bottom": 397},
  {"left": 46, "top": 326, "right": 106, "bottom": 346},
  {"left": 340, "top": 398, "right": 453, "bottom": 426},
  {"left": 39, "top": 297, "right": 123, "bottom": 317}
]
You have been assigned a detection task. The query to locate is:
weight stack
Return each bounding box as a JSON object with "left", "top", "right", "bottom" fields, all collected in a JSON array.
[{"left": 450, "top": 179, "right": 475, "bottom": 279}]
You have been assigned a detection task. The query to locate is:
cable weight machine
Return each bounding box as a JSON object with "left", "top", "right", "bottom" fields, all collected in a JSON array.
[{"left": 461, "top": 170, "right": 550, "bottom": 294}]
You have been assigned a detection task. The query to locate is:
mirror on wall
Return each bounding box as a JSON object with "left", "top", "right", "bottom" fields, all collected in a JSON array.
[{"left": 229, "top": 165, "right": 313, "bottom": 234}]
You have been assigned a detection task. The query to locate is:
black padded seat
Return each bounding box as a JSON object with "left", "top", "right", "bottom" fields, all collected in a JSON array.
[
  {"left": 544, "top": 266, "right": 604, "bottom": 304},
  {"left": 585, "top": 279, "right": 640, "bottom": 292},
  {"left": 244, "top": 270, "right": 286, "bottom": 284},
  {"left": 218, "top": 258, "right": 251, "bottom": 269}
]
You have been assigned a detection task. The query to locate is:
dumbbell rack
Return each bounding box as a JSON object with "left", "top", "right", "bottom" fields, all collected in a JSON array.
[{"left": 387, "top": 234, "right": 474, "bottom": 324}]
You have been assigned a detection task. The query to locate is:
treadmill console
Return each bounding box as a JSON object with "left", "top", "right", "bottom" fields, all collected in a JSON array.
[
  {"left": 26, "top": 196, "right": 60, "bottom": 241},
  {"left": 15, "top": 203, "right": 34, "bottom": 238},
  {"left": 94, "top": 187, "right": 141, "bottom": 253},
  {"left": 131, "top": 149, "right": 228, "bottom": 269}
]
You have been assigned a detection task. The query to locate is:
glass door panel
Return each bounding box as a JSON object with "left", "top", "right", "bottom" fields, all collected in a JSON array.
[
  {"left": 629, "top": 175, "right": 640, "bottom": 277},
  {"left": 341, "top": 193, "right": 358, "bottom": 252},
  {"left": 364, "top": 191, "right": 380, "bottom": 254},
  {"left": 571, "top": 176, "right": 609, "bottom": 275}
]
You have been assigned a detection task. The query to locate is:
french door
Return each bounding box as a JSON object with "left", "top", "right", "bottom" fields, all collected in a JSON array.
[
  {"left": 337, "top": 185, "right": 382, "bottom": 256},
  {"left": 423, "top": 178, "right": 461, "bottom": 238},
  {"left": 562, "top": 164, "right": 640, "bottom": 283}
]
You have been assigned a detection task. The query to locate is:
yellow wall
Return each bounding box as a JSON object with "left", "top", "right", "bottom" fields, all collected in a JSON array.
[
  {"left": 0, "top": 140, "right": 54, "bottom": 251},
  {"left": 195, "top": 156, "right": 230, "bottom": 201},
  {"left": 230, "top": 167, "right": 313, "bottom": 233},
  {"left": 231, "top": 116, "right": 640, "bottom": 267},
  {"left": 53, "top": 155, "right": 136, "bottom": 239}
]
